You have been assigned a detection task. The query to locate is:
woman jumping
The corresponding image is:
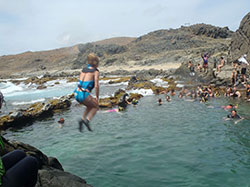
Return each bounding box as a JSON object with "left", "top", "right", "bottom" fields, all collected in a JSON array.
[{"left": 74, "top": 53, "right": 100, "bottom": 132}]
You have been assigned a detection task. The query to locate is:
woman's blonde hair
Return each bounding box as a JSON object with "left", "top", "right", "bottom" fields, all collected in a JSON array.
[{"left": 87, "top": 53, "right": 99, "bottom": 67}]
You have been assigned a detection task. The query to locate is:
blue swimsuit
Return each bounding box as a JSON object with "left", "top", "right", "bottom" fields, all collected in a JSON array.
[{"left": 74, "top": 66, "right": 96, "bottom": 103}]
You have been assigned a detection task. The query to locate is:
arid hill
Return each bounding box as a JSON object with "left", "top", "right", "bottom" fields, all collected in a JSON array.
[
  {"left": 0, "top": 24, "right": 233, "bottom": 78},
  {"left": 92, "top": 37, "right": 136, "bottom": 46}
]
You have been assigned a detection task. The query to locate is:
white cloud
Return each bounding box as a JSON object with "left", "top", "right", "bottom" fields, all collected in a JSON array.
[{"left": 0, "top": 0, "right": 249, "bottom": 55}]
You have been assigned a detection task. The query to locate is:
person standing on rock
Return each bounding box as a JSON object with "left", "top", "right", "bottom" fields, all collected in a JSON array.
[
  {"left": 0, "top": 91, "right": 4, "bottom": 112},
  {"left": 238, "top": 54, "right": 249, "bottom": 83},
  {"left": 201, "top": 53, "right": 210, "bottom": 73},
  {"left": 188, "top": 61, "right": 195, "bottom": 76},
  {"left": 217, "top": 56, "right": 225, "bottom": 72},
  {"left": 74, "top": 53, "right": 100, "bottom": 132}
]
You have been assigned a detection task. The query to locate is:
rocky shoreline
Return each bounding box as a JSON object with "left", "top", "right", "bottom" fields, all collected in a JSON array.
[{"left": 0, "top": 12, "right": 249, "bottom": 187}]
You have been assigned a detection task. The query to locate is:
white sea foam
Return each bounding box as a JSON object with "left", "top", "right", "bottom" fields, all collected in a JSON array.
[
  {"left": 176, "top": 84, "right": 184, "bottom": 88},
  {"left": 100, "top": 95, "right": 112, "bottom": 99},
  {"left": 12, "top": 98, "right": 46, "bottom": 105},
  {"left": 99, "top": 79, "right": 119, "bottom": 84},
  {"left": 150, "top": 78, "right": 169, "bottom": 88},
  {"left": 0, "top": 81, "right": 25, "bottom": 95},
  {"left": 99, "top": 79, "right": 128, "bottom": 86},
  {"left": 45, "top": 79, "right": 76, "bottom": 87},
  {"left": 128, "top": 89, "right": 154, "bottom": 96}
]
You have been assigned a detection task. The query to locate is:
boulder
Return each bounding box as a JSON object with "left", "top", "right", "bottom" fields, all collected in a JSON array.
[
  {"left": 229, "top": 12, "right": 250, "bottom": 62},
  {"left": 36, "top": 168, "right": 92, "bottom": 187},
  {"left": 1, "top": 136, "right": 91, "bottom": 187},
  {"left": 0, "top": 96, "right": 72, "bottom": 130}
]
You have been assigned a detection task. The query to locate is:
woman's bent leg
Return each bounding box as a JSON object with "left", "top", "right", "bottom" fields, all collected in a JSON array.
[
  {"left": 83, "top": 95, "right": 99, "bottom": 121},
  {"left": 2, "top": 150, "right": 26, "bottom": 171},
  {"left": 2, "top": 156, "right": 38, "bottom": 187}
]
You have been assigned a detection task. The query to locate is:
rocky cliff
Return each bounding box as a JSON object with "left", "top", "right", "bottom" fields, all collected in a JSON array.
[
  {"left": 229, "top": 12, "right": 250, "bottom": 62},
  {"left": 0, "top": 24, "right": 232, "bottom": 78}
]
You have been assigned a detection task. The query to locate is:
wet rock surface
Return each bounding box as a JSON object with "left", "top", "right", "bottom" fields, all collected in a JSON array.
[{"left": 0, "top": 95, "right": 72, "bottom": 130}]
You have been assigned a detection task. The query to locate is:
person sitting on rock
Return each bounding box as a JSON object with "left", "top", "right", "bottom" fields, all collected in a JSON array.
[
  {"left": 0, "top": 136, "right": 38, "bottom": 187},
  {"left": 196, "top": 63, "right": 202, "bottom": 72},
  {"left": 188, "top": 61, "right": 195, "bottom": 76},
  {"left": 74, "top": 53, "right": 100, "bottom": 132},
  {"left": 231, "top": 60, "right": 239, "bottom": 86},
  {"left": 201, "top": 53, "right": 210, "bottom": 73},
  {"left": 245, "top": 83, "right": 250, "bottom": 101},
  {"left": 217, "top": 56, "right": 225, "bottom": 72},
  {"left": 238, "top": 54, "right": 249, "bottom": 84}
]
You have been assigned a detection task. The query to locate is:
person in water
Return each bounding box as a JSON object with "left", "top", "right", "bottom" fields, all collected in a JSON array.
[
  {"left": 118, "top": 93, "right": 130, "bottom": 110},
  {"left": 74, "top": 53, "right": 100, "bottom": 132},
  {"left": 0, "top": 136, "right": 38, "bottom": 187},
  {"left": 230, "top": 86, "right": 241, "bottom": 98},
  {"left": 158, "top": 98, "right": 162, "bottom": 105},
  {"left": 165, "top": 95, "right": 171, "bottom": 102},
  {"left": 227, "top": 109, "right": 241, "bottom": 119},
  {"left": 170, "top": 89, "right": 176, "bottom": 96},
  {"left": 131, "top": 98, "right": 138, "bottom": 106},
  {"left": 221, "top": 104, "right": 238, "bottom": 111},
  {"left": 105, "top": 106, "right": 125, "bottom": 113}
]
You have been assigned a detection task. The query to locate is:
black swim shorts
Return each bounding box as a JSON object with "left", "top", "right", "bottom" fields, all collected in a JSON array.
[{"left": 241, "top": 68, "right": 246, "bottom": 75}]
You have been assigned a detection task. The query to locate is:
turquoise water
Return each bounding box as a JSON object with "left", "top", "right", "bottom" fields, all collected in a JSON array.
[{"left": 4, "top": 95, "right": 250, "bottom": 187}]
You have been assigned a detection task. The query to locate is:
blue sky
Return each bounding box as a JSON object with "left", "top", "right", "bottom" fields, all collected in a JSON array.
[{"left": 0, "top": 0, "right": 249, "bottom": 55}]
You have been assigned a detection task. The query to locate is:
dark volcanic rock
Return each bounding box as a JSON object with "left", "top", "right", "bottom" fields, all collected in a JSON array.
[
  {"left": 1, "top": 136, "right": 91, "bottom": 187},
  {"left": 36, "top": 168, "right": 91, "bottom": 187},
  {"left": 72, "top": 43, "right": 127, "bottom": 69},
  {"left": 0, "top": 95, "right": 72, "bottom": 130},
  {"left": 187, "top": 24, "right": 233, "bottom": 38},
  {"left": 229, "top": 12, "right": 250, "bottom": 62}
]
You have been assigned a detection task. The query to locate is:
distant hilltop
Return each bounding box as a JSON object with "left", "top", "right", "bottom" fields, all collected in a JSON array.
[{"left": 0, "top": 12, "right": 249, "bottom": 78}]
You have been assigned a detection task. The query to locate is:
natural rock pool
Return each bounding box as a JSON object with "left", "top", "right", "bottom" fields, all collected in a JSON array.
[{"left": 4, "top": 94, "right": 250, "bottom": 187}]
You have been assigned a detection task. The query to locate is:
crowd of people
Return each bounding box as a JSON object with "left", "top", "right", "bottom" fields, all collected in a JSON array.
[
  {"left": 187, "top": 53, "right": 249, "bottom": 86},
  {"left": 157, "top": 83, "right": 249, "bottom": 121}
]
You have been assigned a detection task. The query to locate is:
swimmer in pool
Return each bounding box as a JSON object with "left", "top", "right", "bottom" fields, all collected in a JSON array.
[
  {"left": 227, "top": 110, "right": 240, "bottom": 118},
  {"left": 158, "top": 98, "right": 162, "bottom": 105},
  {"left": 165, "top": 95, "right": 171, "bottom": 102}
]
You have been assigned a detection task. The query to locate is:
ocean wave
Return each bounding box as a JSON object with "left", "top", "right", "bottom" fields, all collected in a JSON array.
[
  {"left": 150, "top": 78, "right": 169, "bottom": 87},
  {"left": 0, "top": 81, "right": 25, "bottom": 95},
  {"left": 128, "top": 89, "right": 154, "bottom": 96},
  {"left": 12, "top": 98, "right": 46, "bottom": 105}
]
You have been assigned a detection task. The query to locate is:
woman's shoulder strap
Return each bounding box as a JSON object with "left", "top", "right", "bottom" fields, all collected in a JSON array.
[{"left": 82, "top": 67, "right": 96, "bottom": 73}]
